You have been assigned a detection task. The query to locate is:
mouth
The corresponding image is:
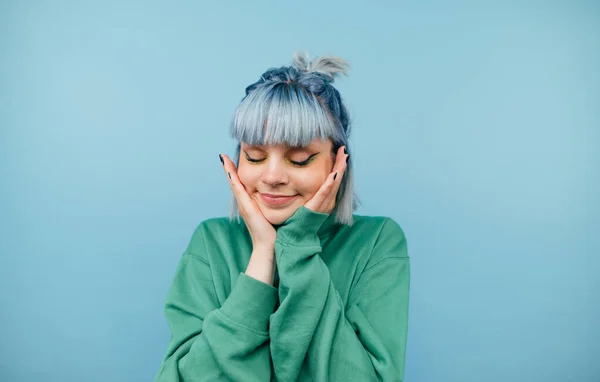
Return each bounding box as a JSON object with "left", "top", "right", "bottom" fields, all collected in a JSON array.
[{"left": 259, "top": 193, "right": 299, "bottom": 206}]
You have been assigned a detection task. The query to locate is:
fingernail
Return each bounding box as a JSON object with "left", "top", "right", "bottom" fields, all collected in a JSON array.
[
  {"left": 334, "top": 172, "right": 338, "bottom": 180},
  {"left": 344, "top": 147, "right": 347, "bottom": 154},
  {"left": 346, "top": 155, "right": 349, "bottom": 164},
  {"left": 219, "top": 154, "right": 224, "bottom": 165},
  {"left": 228, "top": 172, "right": 231, "bottom": 179}
]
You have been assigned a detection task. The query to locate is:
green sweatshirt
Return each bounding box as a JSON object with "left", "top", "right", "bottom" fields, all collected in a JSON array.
[{"left": 154, "top": 206, "right": 410, "bottom": 381}]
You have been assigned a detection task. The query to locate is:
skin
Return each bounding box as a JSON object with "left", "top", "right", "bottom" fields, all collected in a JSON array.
[{"left": 219, "top": 139, "right": 349, "bottom": 249}]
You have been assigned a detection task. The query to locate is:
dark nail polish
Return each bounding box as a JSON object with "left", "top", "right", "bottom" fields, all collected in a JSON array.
[
  {"left": 346, "top": 155, "right": 349, "bottom": 164},
  {"left": 228, "top": 172, "right": 231, "bottom": 179},
  {"left": 344, "top": 147, "right": 347, "bottom": 155},
  {"left": 334, "top": 172, "right": 338, "bottom": 180},
  {"left": 219, "top": 154, "right": 224, "bottom": 165}
]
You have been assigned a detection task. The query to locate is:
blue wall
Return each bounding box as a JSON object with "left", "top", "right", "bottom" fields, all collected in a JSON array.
[{"left": 1, "top": 1, "right": 598, "bottom": 381}]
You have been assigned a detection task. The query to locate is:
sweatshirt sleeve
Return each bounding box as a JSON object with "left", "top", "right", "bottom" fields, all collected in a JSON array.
[
  {"left": 269, "top": 206, "right": 410, "bottom": 382},
  {"left": 154, "top": 223, "right": 278, "bottom": 382}
]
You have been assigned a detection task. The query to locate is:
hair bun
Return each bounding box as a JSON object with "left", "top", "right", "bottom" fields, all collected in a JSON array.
[{"left": 292, "top": 51, "right": 350, "bottom": 83}]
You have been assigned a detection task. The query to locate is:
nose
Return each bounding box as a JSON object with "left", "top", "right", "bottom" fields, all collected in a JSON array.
[{"left": 260, "top": 160, "right": 288, "bottom": 186}]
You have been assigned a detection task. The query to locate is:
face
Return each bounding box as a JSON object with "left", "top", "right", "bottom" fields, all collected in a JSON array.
[{"left": 237, "top": 138, "right": 335, "bottom": 225}]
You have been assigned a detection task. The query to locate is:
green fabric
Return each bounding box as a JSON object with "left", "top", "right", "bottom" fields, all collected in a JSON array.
[{"left": 154, "top": 206, "right": 410, "bottom": 381}]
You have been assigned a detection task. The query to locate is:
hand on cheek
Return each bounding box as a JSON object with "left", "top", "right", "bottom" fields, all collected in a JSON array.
[
  {"left": 304, "top": 146, "right": 349, "bottom": 214},
  {"left": 219, "top": 153, "right": 277, "bottom": 248}
]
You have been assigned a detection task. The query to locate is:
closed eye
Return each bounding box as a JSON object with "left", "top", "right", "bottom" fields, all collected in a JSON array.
[
  {"left": 290, "top": 154, "right": 317, "bottom": 167},
  {"left": 244, "top": 151, "right": 318, "bottom": 167},
  {"left": 245, "top": 155, "right": 265, "bottom": 163}
]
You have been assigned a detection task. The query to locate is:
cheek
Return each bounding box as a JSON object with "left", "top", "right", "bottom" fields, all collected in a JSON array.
[
  {"left": 293, "top": 169, "right": 329, "bottom": 195},
  {"left": 237, "top": 164, "right": 261, "bottom": 190}
]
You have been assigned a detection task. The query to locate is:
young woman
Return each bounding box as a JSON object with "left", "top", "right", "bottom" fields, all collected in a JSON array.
[{"left": 154, "top": 52, "right": 410, "bottom": 382}]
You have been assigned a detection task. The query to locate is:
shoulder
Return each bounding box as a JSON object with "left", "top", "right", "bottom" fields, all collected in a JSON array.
[
  {"left": 346, "top": 213, "right": 409, "bottom": 264},
  {"left": 350, "top": 214, "right": 406, "bottom": 239},
  {"left": 184, "top": 216, "right": 247, "bottom": 258}
]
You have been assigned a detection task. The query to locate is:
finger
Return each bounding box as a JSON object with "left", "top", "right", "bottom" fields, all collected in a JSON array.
[
  {"left": 220, "top": 154, "right": 245, "bottom": 195},
  {"left": 322, "top": 146, "right": 349, "bottom": 206},
  {"left": 219, "top": 153, "right": 236, "bottom": 186},
  {"left": 332, "top": 145, "right": 349, "bottom": 174},
  {"left": 220, "top": 154, "right": 253, "bottom": 210},
  {"left": 305, "top": 146, "right": 349, "bottom": 212}
]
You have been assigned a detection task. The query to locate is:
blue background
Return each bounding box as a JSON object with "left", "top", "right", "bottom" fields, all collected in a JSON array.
[{"left": 1, "top": 1, "right": 598, "bottom": 381}]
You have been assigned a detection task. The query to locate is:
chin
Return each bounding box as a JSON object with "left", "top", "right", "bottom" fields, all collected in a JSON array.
[{"left": 261, "top": 205, "right": 298, "bottom": 226}]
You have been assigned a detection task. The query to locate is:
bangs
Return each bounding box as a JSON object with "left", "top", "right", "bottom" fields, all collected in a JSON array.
[{"left": 229, "top": 82, "right": 344, "bottom": 147}]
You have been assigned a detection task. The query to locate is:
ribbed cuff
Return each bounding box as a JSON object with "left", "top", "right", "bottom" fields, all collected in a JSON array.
[
  {"left": 275, "top": 206, "right": 330, "bottom": 245},
  {"left": 219, "top": 272, "right": 278, "bottom": 333}
]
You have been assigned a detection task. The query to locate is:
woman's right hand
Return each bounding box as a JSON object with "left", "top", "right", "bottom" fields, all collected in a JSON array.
[{"left": 219, "top": 154, "right": 277, "bottom": 250}]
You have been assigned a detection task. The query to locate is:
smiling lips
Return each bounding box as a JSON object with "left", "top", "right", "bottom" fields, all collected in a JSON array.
[{"left": 260, "top": 193, "right": 298, "bottom": 206}]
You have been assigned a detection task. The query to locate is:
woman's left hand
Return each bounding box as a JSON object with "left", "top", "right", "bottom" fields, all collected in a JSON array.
[{"left": 304, "top": 145, "right": 349, "bottom": 214}]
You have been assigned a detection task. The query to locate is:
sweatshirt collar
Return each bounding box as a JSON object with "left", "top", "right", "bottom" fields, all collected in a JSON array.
[{"left": 271, "top": 205, "right": 341, "bottom": 241}]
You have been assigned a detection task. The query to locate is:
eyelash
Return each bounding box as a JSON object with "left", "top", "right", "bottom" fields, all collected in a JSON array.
[{"left": 245, "top": 154, "right": 315, "bottom": 167}]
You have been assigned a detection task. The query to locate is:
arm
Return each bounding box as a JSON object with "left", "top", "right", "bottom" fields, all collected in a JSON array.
[
  {"left": 154, "top": 224, "right": 278, "bottom": 382},
  {"left": 269, "top": 206, "right": 410, "bottom": 381}
]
